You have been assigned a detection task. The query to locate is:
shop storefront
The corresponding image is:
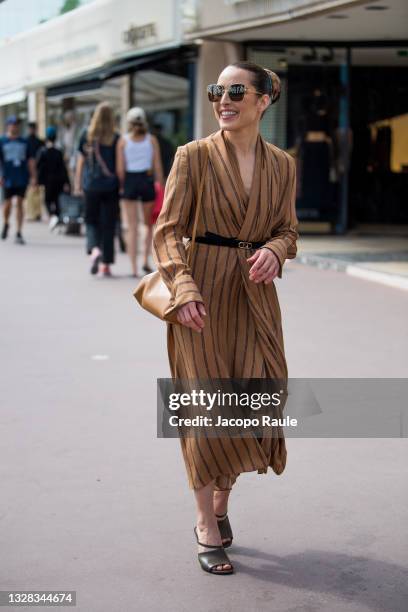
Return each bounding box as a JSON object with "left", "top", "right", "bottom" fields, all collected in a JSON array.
[
  {"left": 246, "top": 45, "right": 348, "bottom": 232},
  {"left": 349, "top": 55, "right": 408, "bottom": 227},
  {"left": 43, "top": 44, "right": 198, "bottom": 179},
  {"left": 186, "top": 0, "right": 408, "bottom": 234},
  {"left": 246, "top": 44, "right": 408, "bottom": 232}
]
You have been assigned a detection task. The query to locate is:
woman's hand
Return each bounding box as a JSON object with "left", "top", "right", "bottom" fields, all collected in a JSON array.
[
  {"left": 176, "top": 301, "right": 207, "bottom": 333},
  {"left": 247, "top": 248, "right": 280, "bottom": 284}
]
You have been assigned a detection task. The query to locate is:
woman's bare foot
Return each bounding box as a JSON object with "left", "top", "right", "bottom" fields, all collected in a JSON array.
[{"left": 196, "top": 520, "right": 232, "bottom": 572}]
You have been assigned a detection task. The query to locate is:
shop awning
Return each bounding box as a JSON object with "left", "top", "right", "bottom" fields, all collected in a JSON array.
[
  {"left": 46, "top": 46, "right": 197, "bottom": 98},
  {"left": 47, "top": 79, "right": 103, "bottom": 98}
]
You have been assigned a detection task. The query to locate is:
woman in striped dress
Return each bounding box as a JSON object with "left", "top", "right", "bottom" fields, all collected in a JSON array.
[{"left": 153, "top": 61, "right": 299, "bottom": 575}]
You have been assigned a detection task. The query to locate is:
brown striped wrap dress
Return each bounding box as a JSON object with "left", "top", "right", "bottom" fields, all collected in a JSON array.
[{"left": 153, "top": 129, "right": 299, "bottom": 490}]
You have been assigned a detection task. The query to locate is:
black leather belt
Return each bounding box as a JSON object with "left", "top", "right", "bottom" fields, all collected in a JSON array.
[{"left": 194, "top": 231, "right": 266, "bottom": 250}]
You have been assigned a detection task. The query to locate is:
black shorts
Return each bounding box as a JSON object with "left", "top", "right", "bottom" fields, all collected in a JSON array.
[
  {"left": 123, "top": 172, "right": 155, "bottom": 203},
  {"left": 3, "top": 186, "right": 27, "bottom": 200}
]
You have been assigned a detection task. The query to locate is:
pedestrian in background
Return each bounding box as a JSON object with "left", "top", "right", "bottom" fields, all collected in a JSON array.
[
  {"left": 36, "top": 126, "right": 70, "bottom": 231},
  {"left": 153, "top": 61, "right": 298, "bottom": 575},
  {"left": 0, "top": 115, "right": 37, "bottom": 244},
  {"left": 117, "top": 107, "right": 164, "bottom": 277},
  {"left": 74, "top": 102, "right": 120, "bottom": 277},
  {"left": 27, "top": 122, "right": 44, "bottom": 158},
  {"left": 25, "top": 121, "right": 45, "bottom": 222},
  {"left": 60, "top": 110, "right": 81, "bottom": 186}
]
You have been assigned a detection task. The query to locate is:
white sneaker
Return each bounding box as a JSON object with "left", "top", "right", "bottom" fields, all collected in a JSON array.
[{"left": 49, "top": 215, "right": 59, "bottom": 231}]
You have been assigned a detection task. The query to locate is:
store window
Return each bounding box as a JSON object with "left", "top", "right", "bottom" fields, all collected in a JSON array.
[
  {"left": 349, "top": 54, "right": 408, "bottom": 225},
  {"left": 132, "top": 64, "right": 192, "bottom": 150},
  {"left": 248, "top": 46, "right": 348, "bottom": 231}
]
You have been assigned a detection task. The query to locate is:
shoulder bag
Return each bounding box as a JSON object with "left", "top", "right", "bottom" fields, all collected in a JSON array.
[
  {"left": 83, "top": 135, "right": 119, "bottom": 192},
  {"left": 133, "top": 143, "right": 209, "bottom": 324}
]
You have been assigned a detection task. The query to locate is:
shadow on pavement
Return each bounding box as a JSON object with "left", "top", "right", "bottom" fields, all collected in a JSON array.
[{"left": 230, "top": 546, "right": 408, "bottom": 612}]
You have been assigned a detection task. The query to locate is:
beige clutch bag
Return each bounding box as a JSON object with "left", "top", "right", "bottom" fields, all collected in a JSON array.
[{"left": 133, "top": 143, "right": 209, "bottom": 324}]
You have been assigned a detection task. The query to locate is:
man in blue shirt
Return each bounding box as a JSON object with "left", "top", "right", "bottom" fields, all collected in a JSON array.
[{"left": 0, "top": 115, "right": 36, "bottom": 244}]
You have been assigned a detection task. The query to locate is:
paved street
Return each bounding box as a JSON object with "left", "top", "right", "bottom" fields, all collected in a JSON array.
[{"left": 1, "top": 220, "right": 407, "bottom": 612}]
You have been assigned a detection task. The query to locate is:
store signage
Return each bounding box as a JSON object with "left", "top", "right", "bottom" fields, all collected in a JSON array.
[
  {"left": 38, "top": 45, "right": 99, "bottom": 69},
  {"left": 122, "top": 23, "right": 157, "bottom": 47}
]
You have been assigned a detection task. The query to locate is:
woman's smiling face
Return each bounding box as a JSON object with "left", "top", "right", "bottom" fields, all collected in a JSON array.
[{"left": 212, "top": 66, "right": 270, "bottom": 132}]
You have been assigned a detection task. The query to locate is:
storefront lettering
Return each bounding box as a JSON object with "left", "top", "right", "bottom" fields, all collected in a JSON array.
[
  {"left": 38, "top": 45, "right": 99, "bottom": 69},
  {"left": 122, "top": 23, "right": 157, "bottom": 47}
]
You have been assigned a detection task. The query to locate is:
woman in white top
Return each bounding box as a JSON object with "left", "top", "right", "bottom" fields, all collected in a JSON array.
[{"left": 117, "top": 107, "right": 164, "bottom": 277}]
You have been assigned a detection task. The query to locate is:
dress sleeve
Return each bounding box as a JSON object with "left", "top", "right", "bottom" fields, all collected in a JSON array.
[
  {"left": 260, "top": 153, "right": 299, "bottom": 279},
  {"left": 152, "top": 145, "right": 204, "bottom": 311}
]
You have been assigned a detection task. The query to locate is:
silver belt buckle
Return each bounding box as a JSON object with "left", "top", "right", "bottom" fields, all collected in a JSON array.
[{"left": 238, "top": 241, "right": 252, "bottom": 249}]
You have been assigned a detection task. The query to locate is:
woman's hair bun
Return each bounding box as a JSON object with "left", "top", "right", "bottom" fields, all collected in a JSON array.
[
  {"left": 264, "top": 68, "right": 281, "bottom": 105},
  {"left": 227, "top": 61, "right": 281, "bottom": 111}
]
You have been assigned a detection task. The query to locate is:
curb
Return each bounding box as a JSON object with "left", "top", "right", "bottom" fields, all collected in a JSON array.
[
  {"left": 346, "top": 265, "right": 408, "bottom": 291},
  {"left": 297, "top": 254, "right": 408, "bottom": 291}
]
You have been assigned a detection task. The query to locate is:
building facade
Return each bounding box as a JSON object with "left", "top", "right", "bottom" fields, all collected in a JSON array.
[
  {"left": 0, "top": 0, "right": 193, "bottom": 159},
  {"left": 1, "top": 0, "right": 407, "bottom": 233}
]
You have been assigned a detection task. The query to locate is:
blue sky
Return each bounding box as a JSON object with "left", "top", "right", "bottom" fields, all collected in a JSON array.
[{"left": 0, "top": 0, "right": 95, "bottom": 42}]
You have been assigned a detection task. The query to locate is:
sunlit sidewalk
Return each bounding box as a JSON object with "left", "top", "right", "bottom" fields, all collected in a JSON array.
[{"left": 297, "top": 231, "right": 408, "bottom": 290}]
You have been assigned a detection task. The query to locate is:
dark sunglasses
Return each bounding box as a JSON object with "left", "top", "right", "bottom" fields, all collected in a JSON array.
[{"left": 207, "top": 83, "right": 264, "bottom": 102}]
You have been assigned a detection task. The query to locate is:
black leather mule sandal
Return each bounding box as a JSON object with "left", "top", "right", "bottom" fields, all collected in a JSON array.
[
  {"left": 194, "top": 527, "right": 234, "bottom": 575},
  {"left": 216, "top": 513, "right": 233, "bottom": 548}
]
